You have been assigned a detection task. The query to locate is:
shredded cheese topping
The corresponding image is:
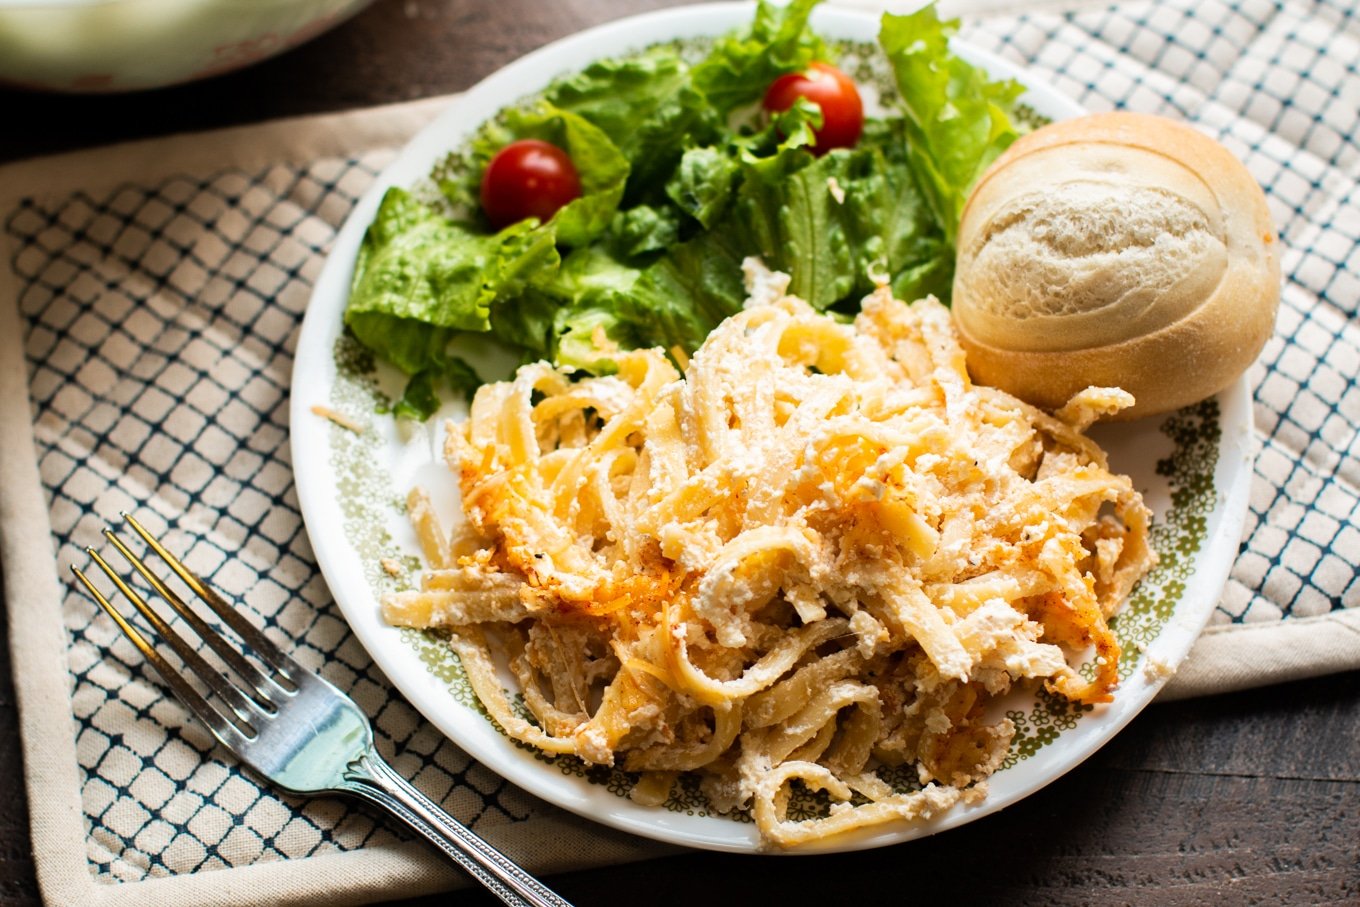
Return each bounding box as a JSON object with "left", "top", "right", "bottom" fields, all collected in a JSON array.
[{"left": 382, "top": 265, "right": 1155, "bottom": 847}]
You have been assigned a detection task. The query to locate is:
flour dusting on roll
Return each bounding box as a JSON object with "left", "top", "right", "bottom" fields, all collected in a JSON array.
[{"left": 952, "top": 111, "right": 1280, "bottom": 419}]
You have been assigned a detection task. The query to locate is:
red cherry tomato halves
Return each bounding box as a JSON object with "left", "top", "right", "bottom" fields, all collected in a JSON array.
[
  {"left": 480, "top": 139, "right": 582, "bottom": 229},
  {"left": 762, "top": 61, "right": 864, "bottom": 155}
]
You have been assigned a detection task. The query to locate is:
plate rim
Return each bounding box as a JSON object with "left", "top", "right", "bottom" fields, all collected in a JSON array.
[{"left": 290, "top": 0, "right": 1254, "bottom": 854}]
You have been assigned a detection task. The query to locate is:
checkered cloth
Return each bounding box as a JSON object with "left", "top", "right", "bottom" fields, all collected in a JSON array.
[{"left": 0, "top": 0, "right": 1356, "bottom": 904}]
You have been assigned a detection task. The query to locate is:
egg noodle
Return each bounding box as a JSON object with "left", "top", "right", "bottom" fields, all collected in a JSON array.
[{"left": 382, "top": 262, "right": 1155, "bottom": 847}]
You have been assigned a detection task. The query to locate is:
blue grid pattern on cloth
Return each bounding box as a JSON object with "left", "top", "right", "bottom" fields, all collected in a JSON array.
[
  {"left": 2, "top": 0, "right": 1357, "bottom": 888},
  {"left": 6, "top": 156, "right": 545, "bottom": 883}
]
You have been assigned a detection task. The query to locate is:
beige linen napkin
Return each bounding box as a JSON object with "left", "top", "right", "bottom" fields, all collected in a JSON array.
[{"left": 2, "top": 0, "right": 1357, "bottom": 904}]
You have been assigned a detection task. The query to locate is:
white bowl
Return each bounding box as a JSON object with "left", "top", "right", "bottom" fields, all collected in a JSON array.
[{"left": 0, "top": 0, "right": 373, "bottom": 92}]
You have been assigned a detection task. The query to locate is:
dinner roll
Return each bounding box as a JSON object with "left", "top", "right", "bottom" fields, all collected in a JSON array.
[{"left": 952, "top": 111, "right": 1279, "bottom": 419}]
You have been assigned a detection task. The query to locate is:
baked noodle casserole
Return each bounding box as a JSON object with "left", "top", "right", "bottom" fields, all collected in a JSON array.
[{"left": 381, "top": 261, "right": 1156, "bottom": 847}]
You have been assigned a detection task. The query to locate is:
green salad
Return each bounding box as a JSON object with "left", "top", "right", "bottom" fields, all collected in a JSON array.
[{"left": 344, "top": 0, "right": 1025, "bottom": 419}]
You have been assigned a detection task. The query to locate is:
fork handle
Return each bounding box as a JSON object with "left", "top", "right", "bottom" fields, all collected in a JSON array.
[{"left": 341, "top": 751, "right": 574, "bottom": 907}]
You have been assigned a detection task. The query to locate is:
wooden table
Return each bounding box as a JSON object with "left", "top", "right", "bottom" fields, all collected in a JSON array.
[{"left": 2, "top": 0, "right": 1357, "bottom": 903}]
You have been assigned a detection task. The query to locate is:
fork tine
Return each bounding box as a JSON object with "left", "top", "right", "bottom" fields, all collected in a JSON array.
[
  {"left": 87, "top": 543, "right": 265, "bottom": 728},
  {"left": 71, "top": 564, "right": 256, "bottom": 749},
  {"left": 82, "top": 547, "right": 262, "bottom": 735},
  {"left": 121, "top": 513, "right": 301, "bottom": 691},
  {"left": 102, "top": 526, "right": 287, "bottom": 706}
]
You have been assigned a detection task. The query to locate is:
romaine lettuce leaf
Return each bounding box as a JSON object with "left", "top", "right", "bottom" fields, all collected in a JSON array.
[
  {"left": 346, "top": 102, "right": 632, "bottom": 419},
  {"left": 487, "top": 288, "right": 558, "bottom": 362},
  {"left": 691, "top": 0, "right": 828, "bottom": 116},
  {"left": 732, "top": 141, "right": 852, "bottom": 309},
  {"left": 665, "top": 146, "right": 741, "bottom": 231},
  {"left": 622, "top": 231, "right": 748, "bottom": 353},
  {"left": 837, "top": 117, "right": 953, "bottom": 303},
  {"left": 504, "top": 246, "right": 644, "bottom": 371},
  {"left": 639, "top": 113, "right": 945, "bottom": 325},
  {"left": 545, "top": 47, "right": 721, "bottom": 201},
  {"left": 345, "top": 187, "right": 498, "bottom": 375},
  {"left": 500, "top": 104, "right": 631, "bottom": 247},
  {"left": 609, "top": 204, "right": 682, "bottom": 258},
  {"left": 879, "top": 5, "right": 1024, "bottom": 245},
  {"left": 392, "top": 354, "right": 483, "bottom": 421},
  {"left": 555, "top": 304, "right": 634, "bottom": 374},
  {"left": 346, "top": 187, "right": 564, "bottom": 419},
  {"left": 440, "top": 102, "right": 630, "bottom": 247}
]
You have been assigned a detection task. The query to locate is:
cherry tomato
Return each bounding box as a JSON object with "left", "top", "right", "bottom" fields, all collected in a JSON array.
[
  {"left": 762, "top": 61, "right": 864, "bottom": 155},
  {"left": 480, "top": 139, "right": 582, "bottom": 229}
]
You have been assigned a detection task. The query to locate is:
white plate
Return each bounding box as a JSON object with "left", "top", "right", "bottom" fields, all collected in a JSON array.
[{"left": 291, "top": 2, "right": 1255, "bottom": 854}]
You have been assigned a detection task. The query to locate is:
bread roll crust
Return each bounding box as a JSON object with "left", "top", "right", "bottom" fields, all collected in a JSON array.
[{"left": 952, "top": 111, "right": 1280, "bottom": 419}]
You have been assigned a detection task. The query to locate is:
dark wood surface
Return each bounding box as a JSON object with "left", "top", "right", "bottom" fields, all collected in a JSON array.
[{"left": 2, "top": 1, "right": 1358, "bottom": 904}]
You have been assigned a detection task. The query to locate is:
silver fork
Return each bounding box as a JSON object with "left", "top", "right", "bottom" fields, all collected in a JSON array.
[{"left": 71, "top": 513, "right": 573, "bottom": 907}]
